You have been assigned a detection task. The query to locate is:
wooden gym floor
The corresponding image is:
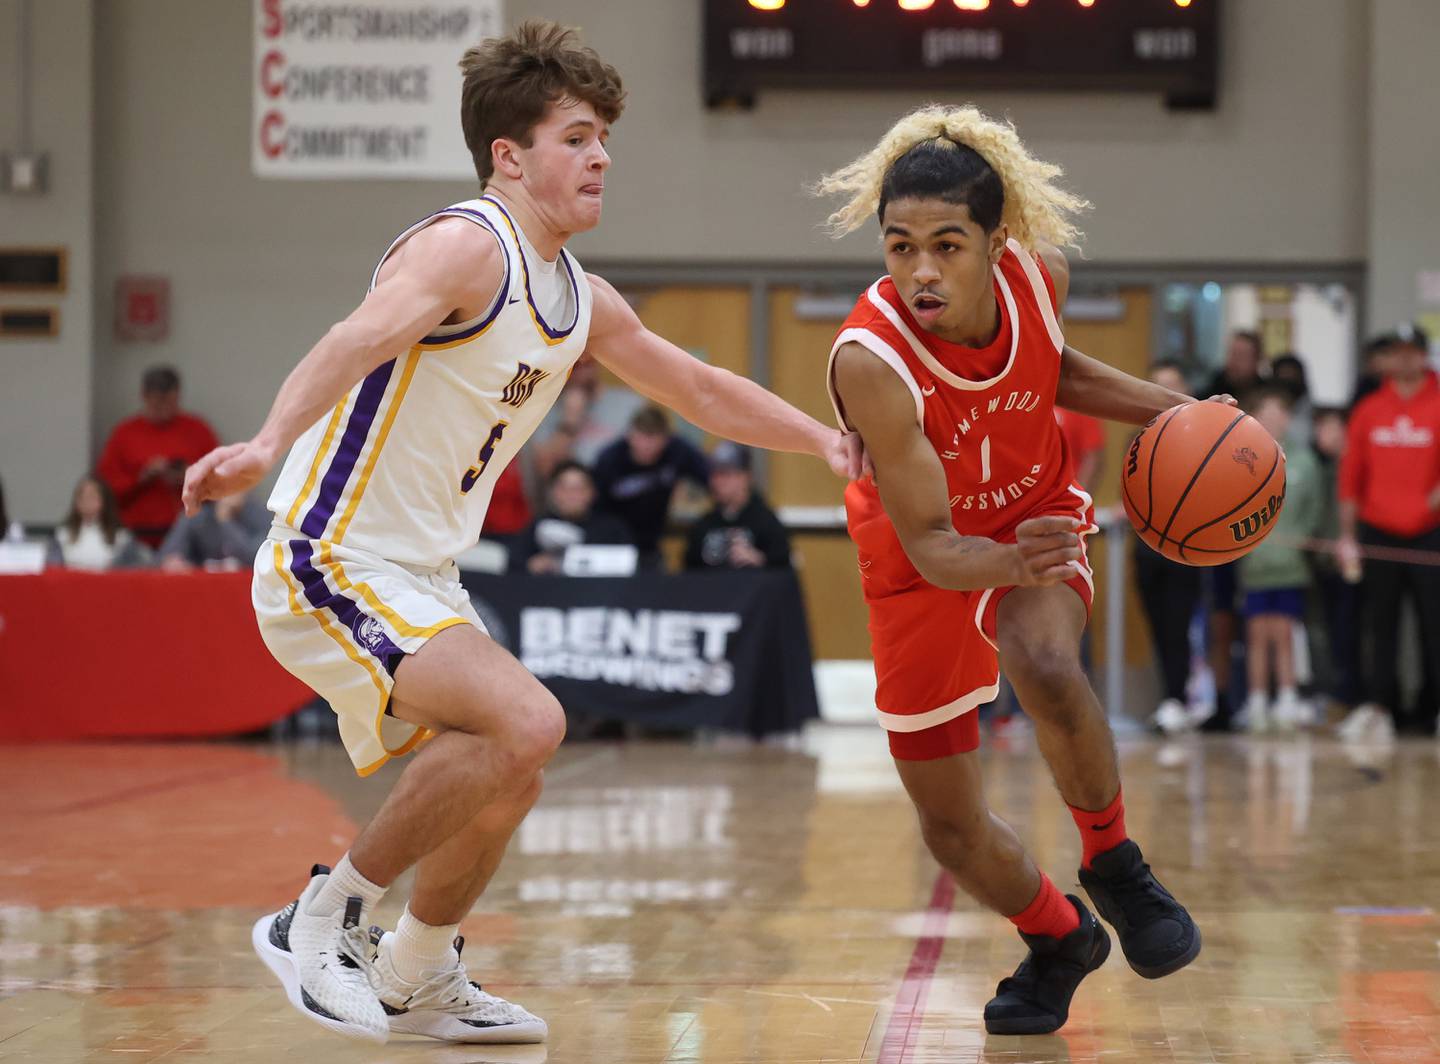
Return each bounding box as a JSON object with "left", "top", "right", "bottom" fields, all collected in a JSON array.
[{"left": 2, "top": 728, "right": 1438, "bottom": 1063}]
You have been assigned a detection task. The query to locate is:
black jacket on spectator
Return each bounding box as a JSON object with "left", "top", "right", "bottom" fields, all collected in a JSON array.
[
  {"left": 684, "top": 494, "right": 792, "bottom": 570},
  {"left": 591, "top": 436, "right": 710, "bottom": 555},
  {"left": 509, "top": 511, "right": 633, "bottom": 572},
  {"left": 1202, "top": 369, "right": 1261, "bottom": 402}
]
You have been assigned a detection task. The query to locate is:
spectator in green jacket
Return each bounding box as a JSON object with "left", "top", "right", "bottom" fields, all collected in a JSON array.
[{"left": 1238, "top": 388, "right": 1324, "bottom": 733}]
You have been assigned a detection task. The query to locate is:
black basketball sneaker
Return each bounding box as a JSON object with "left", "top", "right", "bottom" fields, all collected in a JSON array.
[
  {"left": 984, "top": 895, "right": 1111, "bottom": 1035},
  {"left": 1079, "top": 840, "right": 1201, "bottom": 979}
]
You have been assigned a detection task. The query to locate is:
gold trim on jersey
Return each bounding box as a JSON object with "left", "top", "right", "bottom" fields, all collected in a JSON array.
[
  {"left": 482, "top": 196, "right": 580, "bottom": 348},
  {"left": 417, "top": 322, "right": 502, "bottom": 351},
  {"left": 284, "top": 398, "right": 350, "bottom": 529}
]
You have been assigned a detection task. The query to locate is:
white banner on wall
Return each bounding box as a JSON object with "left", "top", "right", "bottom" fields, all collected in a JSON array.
[{"left": 253, "top": 0, "right": 502, "bottom": 179}]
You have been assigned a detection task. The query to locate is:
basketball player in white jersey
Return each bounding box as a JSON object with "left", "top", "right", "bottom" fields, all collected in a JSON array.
[{"left": 182, "top": 21, "right": 858, "bottom": 1045}]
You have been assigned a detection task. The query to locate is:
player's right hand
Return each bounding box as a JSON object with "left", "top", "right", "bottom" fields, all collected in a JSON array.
[
  {"left": 1010, "top": 515, "right": 1084, "bottom": 587},
  {"left": 181, "top": 441, "right": 275, "bottom": 516}
]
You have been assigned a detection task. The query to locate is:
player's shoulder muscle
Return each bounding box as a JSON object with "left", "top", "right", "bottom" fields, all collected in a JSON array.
[
  {"left": 380, "top": 216, "right": 505, "bottom": 307},
  {"left": 833, "top": 341, "right": 919, "bottom": 435}
]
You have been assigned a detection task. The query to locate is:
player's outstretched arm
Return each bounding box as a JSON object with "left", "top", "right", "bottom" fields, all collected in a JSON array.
[
  {"left": 583, "top": 275, "right": 861, "bottom": 479},
  {"left": 182, "top": 221, "right": 504, "bottom": 514},
  {"left": 1054, "top": 346, "right": 1198, "bottom": 426},
  {"left": 1033, "top": 243, "right": 1233, "bottom": 425},
  {"left": 832, "top": 342, "right": 1080, "bottom": 591}
]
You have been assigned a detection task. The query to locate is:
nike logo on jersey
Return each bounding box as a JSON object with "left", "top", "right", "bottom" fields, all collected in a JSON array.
[
  {"left": 921, "top": 383, "right": 937, "bottom": 396},
  {"left": 507, "top": 296, "right": 521, "bottom": 305}
]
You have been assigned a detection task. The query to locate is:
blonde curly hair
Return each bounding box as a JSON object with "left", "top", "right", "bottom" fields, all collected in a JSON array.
[{"left": 812, "top": 104, "right": 1088, "bottom": 250}]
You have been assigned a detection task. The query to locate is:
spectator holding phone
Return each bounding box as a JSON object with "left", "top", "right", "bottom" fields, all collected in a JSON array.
[{"left": 97, "top": 366, "right": 219, "bottom": 548}]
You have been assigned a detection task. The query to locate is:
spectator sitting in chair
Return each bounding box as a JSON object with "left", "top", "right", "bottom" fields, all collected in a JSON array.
[
  {"left": 48, "top": 474, "right": 150, "bottom": 571},
  {"left": 511, "top": 461, "right": 632, "bottom": 575},
  {"left": 684, "top": 442, "right": 792, "bottom": 571},
  {"left": 157, "top": 490, "right": 270, "bottom": 572},
  {"left": 97, "top": 365, "right": 220, "bottom": 548}
]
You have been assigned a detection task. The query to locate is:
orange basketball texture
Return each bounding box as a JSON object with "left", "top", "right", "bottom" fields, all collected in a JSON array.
[{"left": 1122, "top": 402, "right": 1287, "bottom": 566}]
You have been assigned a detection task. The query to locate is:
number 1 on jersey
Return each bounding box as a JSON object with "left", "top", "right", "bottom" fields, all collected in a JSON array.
[
  {"left": 978, "top": 435, "right": 992, "bottom": 484},
  {"left": 460, "top": 420, "right": 508, "bottom": 495}
]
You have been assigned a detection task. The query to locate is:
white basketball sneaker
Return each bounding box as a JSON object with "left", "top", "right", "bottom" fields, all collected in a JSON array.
[
  {"left": 1242, "top": 691, "right": 1271, "bottom": 734},
  {"left": 1152, "top": 698, "right": 1191, "bottom": 736},
  {"left": 1272, "top": 690, "right": 1312, "bottom": 732},
  {"left": 371, "top": 929, "right": 548, "bottom": 1043},
  {"left": 1337, "top": 703, "right": 1385, "bottom": 742},
  {"left": 251, "top": 865, "right": 389, "bottom": 1043}
]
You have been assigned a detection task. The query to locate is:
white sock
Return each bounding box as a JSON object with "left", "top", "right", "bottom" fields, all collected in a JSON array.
[
  {"left": 389, "top": 906, "right": 460, "bottom": 984},
  {"left": 310, "top": 854, "right": 388, "bottom": 919},
  {"left": 1277, "top": 686, "right": 1298, "bottom": 702}
]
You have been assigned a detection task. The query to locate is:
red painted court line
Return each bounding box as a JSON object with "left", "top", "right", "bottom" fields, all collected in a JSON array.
[
  {"left": 877, "top": 870, "right": 957, "bottom": 1064},
  {"left": 28, "top": 766, "right": 270, "bottom": 818}
]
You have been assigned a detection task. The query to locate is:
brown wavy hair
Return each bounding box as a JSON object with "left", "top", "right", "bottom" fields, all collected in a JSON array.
[
  {"left": 459, "top": 20, "right": 626, "bottom": 186},
  {"left": 63, "top": 474, "right": 123, "bottom": 546}
]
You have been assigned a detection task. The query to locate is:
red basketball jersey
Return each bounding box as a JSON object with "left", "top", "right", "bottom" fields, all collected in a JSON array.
[{"left": 827, "top": 240, "right": 1096, "bottom": 589}]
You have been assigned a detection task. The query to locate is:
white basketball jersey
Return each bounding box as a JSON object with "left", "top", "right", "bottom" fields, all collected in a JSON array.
[{"left": 267, "top": 196, "right": 592, "bottom": 568}]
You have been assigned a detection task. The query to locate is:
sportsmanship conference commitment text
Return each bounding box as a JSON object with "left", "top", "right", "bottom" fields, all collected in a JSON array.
[{"left": 261, "top": 3, "right": 479, "bottom": 42}]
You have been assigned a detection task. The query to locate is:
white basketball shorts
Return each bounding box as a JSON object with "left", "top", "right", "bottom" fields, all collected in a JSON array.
[{"left": 252, "top": 530, "right": 484, "bottom": 776}]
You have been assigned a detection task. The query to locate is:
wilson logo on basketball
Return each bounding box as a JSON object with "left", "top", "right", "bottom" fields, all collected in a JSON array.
[
  {"left": 1126, "top": 436, "right": 1141, "bottom": 477},
  {"left": 1228, "top": 492, "right": 1284, "bottom": 543},
  {"left": 1232, "top": 446, "right": 1259, "bottom": 475}
]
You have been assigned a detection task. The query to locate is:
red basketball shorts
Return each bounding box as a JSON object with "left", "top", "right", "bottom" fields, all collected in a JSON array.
[{"left": 847, "top": 482, "right": 1096, "bottom": 761}]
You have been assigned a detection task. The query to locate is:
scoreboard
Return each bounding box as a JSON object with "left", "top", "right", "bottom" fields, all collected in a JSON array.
[{"left": 703, "top": 0, "right": 1220, "bottom": 110}]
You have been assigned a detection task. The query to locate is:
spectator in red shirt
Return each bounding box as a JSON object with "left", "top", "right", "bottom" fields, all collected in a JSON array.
[
  {"left": 1054, "top": 407, "right": 1105, "bottom": 491},
  {"left": 480, "top": 462, "right": 533, "bottom": 540},
  {"left": 1336, "top": 324, "right": 1440, "bottom": 741},
  {"left": 97, "top": 366, "right": 220, "bottom": 548}
]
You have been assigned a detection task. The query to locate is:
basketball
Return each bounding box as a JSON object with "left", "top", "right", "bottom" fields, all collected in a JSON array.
[{"left": 1122, "top": 401, "right": 1287, "bottom": 566}]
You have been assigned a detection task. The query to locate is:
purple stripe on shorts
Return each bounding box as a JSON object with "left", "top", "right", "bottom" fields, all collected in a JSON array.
[
  {"left": 288, "top": 540, "right": 406, "bottom": 677},
  {"left": 298, "top": 360, "right": 396, "bottom": 538}
]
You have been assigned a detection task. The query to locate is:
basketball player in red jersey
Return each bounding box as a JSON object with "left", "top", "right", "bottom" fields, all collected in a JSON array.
[{"left": 817, "top": 106, "right": 1232, "bottom": 1034}]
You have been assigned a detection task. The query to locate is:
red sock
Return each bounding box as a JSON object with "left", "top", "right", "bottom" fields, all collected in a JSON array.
[
  {"left": 1069, "top": 787, "right": 1128, "bottom": 869},
  {"left": 1010, "top": 873, "right": 1080, "bottom": 939}
]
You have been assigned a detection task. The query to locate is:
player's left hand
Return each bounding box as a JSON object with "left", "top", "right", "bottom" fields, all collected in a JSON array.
[{"left": 824, "top": 430, "right": 865, "bottom": 480}]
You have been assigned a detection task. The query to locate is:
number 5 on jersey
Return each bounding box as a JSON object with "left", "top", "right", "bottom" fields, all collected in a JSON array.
[{"left": 460, "top": 421, "right": 508, "bottom": 494}]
